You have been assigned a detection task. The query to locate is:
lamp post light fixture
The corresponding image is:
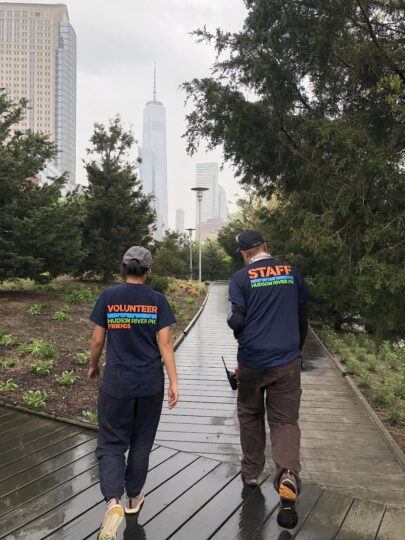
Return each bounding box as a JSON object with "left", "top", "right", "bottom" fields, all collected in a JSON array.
[
  {"left": 185, "top": 228, "right": 195, "bottom": 281},
  {"left": 191, "top": 187, "right": 209, "bottom": 282}
]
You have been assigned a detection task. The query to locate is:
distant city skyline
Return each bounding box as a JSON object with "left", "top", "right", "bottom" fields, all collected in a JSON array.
[
  {"left": 0, "top": 1, "right": 246, "bottom": 227},
  {"left": 0, "top": 2, "right": 77, "bottom": 188}
]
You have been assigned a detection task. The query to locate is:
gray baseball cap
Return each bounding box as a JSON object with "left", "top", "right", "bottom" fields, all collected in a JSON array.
[{"left": 122, "top": 246, "right": 152, "bottom": 268}]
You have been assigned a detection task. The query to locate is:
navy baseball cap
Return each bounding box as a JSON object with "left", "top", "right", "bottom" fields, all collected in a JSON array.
[{"left": 236, "top": 230, "right": 265, "bottom": 251}]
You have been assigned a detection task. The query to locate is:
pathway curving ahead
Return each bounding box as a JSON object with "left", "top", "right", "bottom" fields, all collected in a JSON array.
[{"left": 0, "top": 282, "right": 404, "bottom": 539}]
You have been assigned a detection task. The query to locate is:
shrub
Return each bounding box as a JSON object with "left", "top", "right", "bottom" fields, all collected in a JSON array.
[
  {"left": 1, "top": 334, "right": 18, "bottom": 347},
  {"left": 67, "top": 286, "right": 98, "bottom": 304},
  {"left": 168, "top": 299, "right": 178, "bottom": 314},
  {"left": 364, "top": 353, "right": 378, "bottom": 372},
  {"left": 0, "top": 357, "right": 19, "bottom": 368},
  {"left": 82, "top": 410, "right": 98, "bottom": 423},
  {"left": 20, "top": 339, "right": 57, "bottom": 359},
  {"left": 31, "top": 359, "right": 53, "bottom": 375},
  {"left": 358, "top": 370, "right": 372, "bottom": 389},
  {"left": 27, "top": 304, "right": 43, "bottom": 316},
  {"left": 74, "top": 351, "right": 90, "bottom": 365},
  {"left": 56, "top": 370, "right": 76, "bottom": 386},
  {"left": 147, "top": 275, "right": 169, "bottom": 293},
  {"left": 0, "top": 379, "right": 18, "bottom": 391},
  {"left": 177, "top": 309, "right": 186, "bottom": 319},
  {"left": 53, "top": 307, "right": 70, "bottom": 321},
  {"left": 22, "top": 389, "right": 49, "bottom": 408},
  {"left": 345, "top": 355, "right": 361, "bottom": 376},
  {"left": 168, "top": 282, "right": 177, "bottom": 291},
  {"left": 379, "top": 341, "right": 392, "bottom": 359},
  {"left": 186, "top": 297, "right": 196, "bottom": 305}
]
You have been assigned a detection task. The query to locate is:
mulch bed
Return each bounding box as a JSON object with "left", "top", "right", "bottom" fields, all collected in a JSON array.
[{"left": 0, "top": 278, "right": 206, "bottom": 420}]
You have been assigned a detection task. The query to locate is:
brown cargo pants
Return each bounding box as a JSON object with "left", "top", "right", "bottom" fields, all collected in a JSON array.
[{"left": 237, "top": 357, "right": 302, "bottom": 491}]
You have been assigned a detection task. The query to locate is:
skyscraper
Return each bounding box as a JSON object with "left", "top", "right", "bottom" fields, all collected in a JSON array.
[
  {"left": 139, "top": 66, "right": 168, "bottom": 240},
  {"left": 0, "top": 3, "right": 77, "bottom": 187},
  {"left": 175, "top": 208, "right": 185, "bottom": 235},
  {"left": 218, "top": 184, "right": 229, "bottom": 223},
  {"left": 195, "top": 162, "right": 218, "bottom": 225}
]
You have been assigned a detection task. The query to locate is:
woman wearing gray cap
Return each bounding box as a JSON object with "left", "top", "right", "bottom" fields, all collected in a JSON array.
[{"left": 87, "top": 246, "right": 179, "bottom": 540}]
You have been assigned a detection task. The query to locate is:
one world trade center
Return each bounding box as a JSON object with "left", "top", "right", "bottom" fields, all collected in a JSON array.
[{"left": 139, "top": 66, "right": 168, "bottom": 240}]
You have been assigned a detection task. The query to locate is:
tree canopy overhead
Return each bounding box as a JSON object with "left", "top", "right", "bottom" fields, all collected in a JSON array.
[{"left": 184, "top": 0, "right": 405, "bottom": 338}]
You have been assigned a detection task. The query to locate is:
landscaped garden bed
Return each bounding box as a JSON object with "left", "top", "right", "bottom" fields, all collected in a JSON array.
[
  {"left": 0, "top": 278, "right": 206, "bottom": 422},
  {"left": 317, "top": 326, "right": 405, "bottom": 452}
]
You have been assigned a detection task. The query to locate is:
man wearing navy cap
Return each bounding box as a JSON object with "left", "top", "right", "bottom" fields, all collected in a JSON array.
[{"left": 228, "top": 230, "right": 308, "bottom": 529}]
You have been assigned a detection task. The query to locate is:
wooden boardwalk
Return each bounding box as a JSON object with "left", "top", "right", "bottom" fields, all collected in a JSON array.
[
  {"left": 156, "top": 283, "right": 405, "bottom": 506},
  {"left": 0, "top": 282, "right": 404, "bottom": 539}
]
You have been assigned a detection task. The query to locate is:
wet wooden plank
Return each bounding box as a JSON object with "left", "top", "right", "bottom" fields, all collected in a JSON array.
[
  {"left": 211, "top": 476, "right": 279, "bottom": 540},
  {"left": 295, "top": 491, "right": 353, "bottom": 539},
  {"left": 0, "top": 421, "right": 76, "bottom": 456},
  {"left": 0, "top": 431, "right": 95, "bottom": 481},
  {"left": 45, "top": 450, "right": 199, "bottom": 539},
  {"left": 0, "top": 465, "right": 100, "bottom": 539},
  {"left": 0, "top": 425, "right": 82, "bottom": 467},
  {"left": 251, "top": 484, "right": 323, "bottom": 539},
  {"left": 0, "top": 437, "right": 96, "bottom": 498},
  {"left": 172, "top": 474, "right": 248, "bottom": 540},
  {"left": 143, "top": 462, "right": 239, "bottom": 540},
  {"left": 376, "top": 506, "right": 405, "bottom": 540},
  {"left": 0, "top": 412, "right": 33, "bottom": 434},
  {"left": 0, "top": 418, "right": 49, "bottom": 444},
  {"left": 335, "top": 498, "right": 386, "bottom": 540},
  {"left": 0, "top": 451, "right": 98, "bottom": 517}
]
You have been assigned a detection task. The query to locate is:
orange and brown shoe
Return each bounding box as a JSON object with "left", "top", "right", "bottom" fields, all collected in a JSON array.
[{"left": 277, "top": 471, "right": 298, "bottom": 530}]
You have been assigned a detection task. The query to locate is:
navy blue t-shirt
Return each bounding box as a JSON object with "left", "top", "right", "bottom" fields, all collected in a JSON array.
[
  {"left": 90, "top": 283, "right": 176, "bottom": 399},
  {"left": 229, "top": 258, "right": 309, "bottom": 369}
]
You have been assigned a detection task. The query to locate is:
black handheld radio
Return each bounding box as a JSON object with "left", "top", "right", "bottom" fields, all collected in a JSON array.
[{"left": 221, "top": 356, "right": 238, "bottom": 391}]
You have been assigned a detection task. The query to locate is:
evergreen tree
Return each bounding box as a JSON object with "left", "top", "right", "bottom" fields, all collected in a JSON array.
[
  {"left": 184, "top": 1, "right": 405, "bottom": 338},
  {"left": 152, "top": 231, "right": 190, "bottom": 279},
  {"left": 0, "top": 92, "right": 84, "bottom": 281},
  {"left": 81, "top": 116, "right": 155, "bottom": 281}
]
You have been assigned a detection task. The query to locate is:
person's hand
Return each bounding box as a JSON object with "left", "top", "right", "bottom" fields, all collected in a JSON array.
[
  {"left": 87, "top": 365, "right": 100, "bottom": 384},
  {"left": 235, "top": 365, "right": 240, "bottom": 385},
  {"left": 168, "top": 383, "right": 179, "bottom": 409}
]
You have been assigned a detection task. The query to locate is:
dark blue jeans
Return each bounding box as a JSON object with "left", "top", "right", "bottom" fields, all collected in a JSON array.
[{"left": 96, "top": 389, "right": 164, "bottom": 500}]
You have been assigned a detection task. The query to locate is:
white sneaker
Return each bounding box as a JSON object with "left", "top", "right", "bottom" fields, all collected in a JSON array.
[
  {"left": 98, "top": 498, "right": 124, "bottom": 540},
  {"left": 125, "top": 491, "right": 145, "bottom": 514}
]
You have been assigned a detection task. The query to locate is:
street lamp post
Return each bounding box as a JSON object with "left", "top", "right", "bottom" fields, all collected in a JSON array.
[
  {"left": 191, "top": 187, "right": 209, "bottom": 282},
  {"left": 185, "top": 228, "right": 195, "bottom": 280}
]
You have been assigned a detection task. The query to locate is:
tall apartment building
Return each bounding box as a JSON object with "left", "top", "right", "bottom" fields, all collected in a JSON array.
[
  {"left": 139, "top": 68, "right": 168, "bottom": 240},
  {"left": 0, "top": 3, "right": 76, "bottom": 187},
  {"left": 195, "top": 162, "right": 218, "bottom": 225}
]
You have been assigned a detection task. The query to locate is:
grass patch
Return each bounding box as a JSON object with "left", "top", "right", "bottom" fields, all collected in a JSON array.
[
  {"left": 0, "top": 334, "right": 19, "bottom": 347},
  {"left": 56, "top": 370, "right": 76, "bottom": 386},
  {"left": 53, "top": 306, "right": 70, "bottom": 321},
  {"left": 0, "top": 379, "right": 18, "bottom": 392},
  {"left": 320, "top": 326, "right": 404, "bottom": 426},
  {"left": 0, "top": 357, "right": 19, "bottom": 368},
  {"left": 22, "top": 389, "right": 49, "bottom": 408},
  {"left": 82, "top": 410, "right": 98, "bottom": 423},
  {"left": 19, "top": 339, "right": 57, "bottom": 359},
  {"left": 31, "top": 359, "right": 53, "bottom": 376},
  {"left": 74, "top": 351, "right": 90, "bottom": 365},
  {"left": 27, "top": 304, "right": 43, "bottom": 316}
]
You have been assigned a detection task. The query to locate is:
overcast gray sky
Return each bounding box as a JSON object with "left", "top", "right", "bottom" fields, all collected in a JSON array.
[{"left": 49, "top": 0, "right": 247, "bottom": 228}]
